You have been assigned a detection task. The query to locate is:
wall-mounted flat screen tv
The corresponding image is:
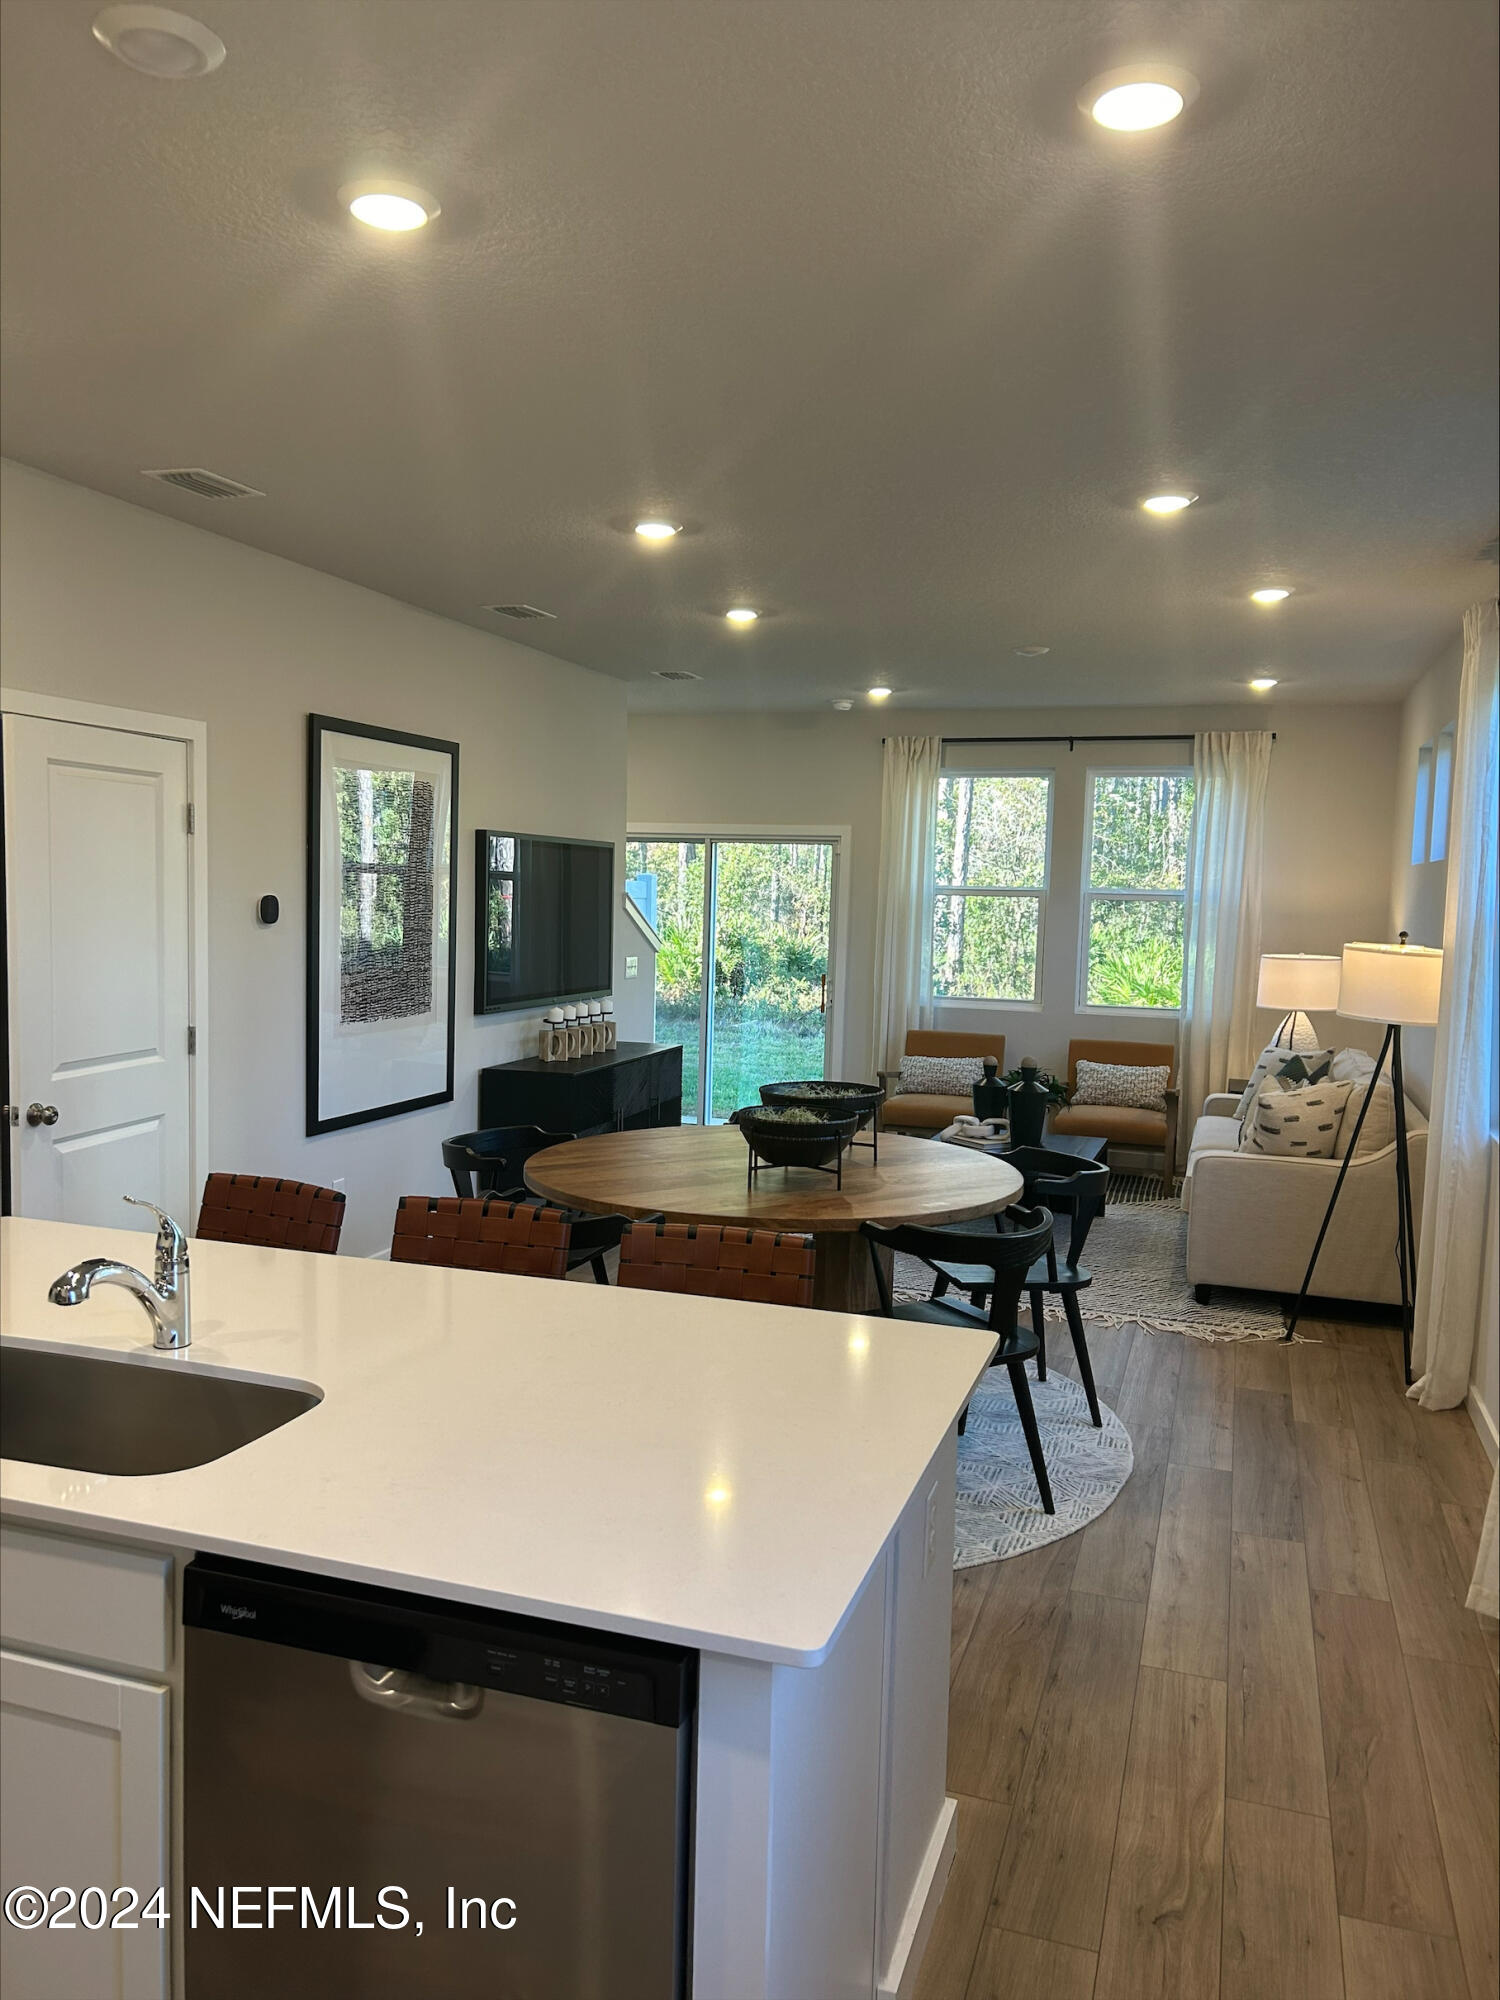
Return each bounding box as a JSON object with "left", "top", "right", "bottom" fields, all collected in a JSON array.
[{"left": 474, "top": 830, "right": 614, "bottom": 1013}]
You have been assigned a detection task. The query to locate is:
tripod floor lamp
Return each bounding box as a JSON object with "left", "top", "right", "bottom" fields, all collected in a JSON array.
[
  {"left": 1257, "top": 953, "right": 1342, "bottom": 1051},
  {"left": 1284, "top": 937, "right": 1443, "bottom": 1382}
]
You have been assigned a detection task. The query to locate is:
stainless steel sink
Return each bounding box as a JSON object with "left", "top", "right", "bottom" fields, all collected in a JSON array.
[{"left": 0, "top": 1341, "right": 321, "bottom": 1476}]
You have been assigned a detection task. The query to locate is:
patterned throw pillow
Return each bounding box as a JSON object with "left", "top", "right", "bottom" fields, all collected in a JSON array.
[
  {"left": 1071, "top": 1059, "right": 1170, "bottom": 1112},
  {"left": 1240, "top": 1078, "right": 1352, "bottom": 1157},
  {"left": 1235, "top": 1044, "right": 1336, "bottom": 1117},
  {"left": 894, "top": 1054, "right": 988, "bottom": 1096}
]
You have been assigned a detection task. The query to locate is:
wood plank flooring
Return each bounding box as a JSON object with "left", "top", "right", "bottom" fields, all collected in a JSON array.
[{"left": 918, "top": 1311, "right": 1499, "bottom": 2000}]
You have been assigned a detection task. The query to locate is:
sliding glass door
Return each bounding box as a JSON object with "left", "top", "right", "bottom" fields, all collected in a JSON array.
[{"left": 625, "top": 836, "right": 839, "bottom": 1123}]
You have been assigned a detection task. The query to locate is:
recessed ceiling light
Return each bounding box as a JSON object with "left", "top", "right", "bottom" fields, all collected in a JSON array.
[
  {"left": 867, "top": 685, "right": 893, "bottom": 702},
  {"left": 1250, "top": 587, "right": 1292, "bottom": 604},
  {"left": 92, "top": 5, "right": 225, "bottom": 77},
  {"left": 832, "top": 699, "right": 853, "bottom": 711},
  {"left": 1014, "top": 645, "right": 1051, "bottom": 658},
  {"left": 1082, "top": 66, "right": 1199, "bottom": 131},
  {"left": 724, "top": 607, "right": 759, "bottom": 625},
  {"left": 1141, "top": 492, "right": 1198, "bottom": 514},
  {"left": 633, "top": 519, "right": 682, "bottom": 542},
  {"left": 340, "top": 180, "right": 439, "bottom": 231},
  {"left": 1249, "top": 677, "right": 1279, "bottom": 692}
]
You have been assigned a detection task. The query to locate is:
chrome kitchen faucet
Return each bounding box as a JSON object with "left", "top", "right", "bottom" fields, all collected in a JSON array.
[{"left": 48, "top": 1196, "right": 192, "bottom": 1350}]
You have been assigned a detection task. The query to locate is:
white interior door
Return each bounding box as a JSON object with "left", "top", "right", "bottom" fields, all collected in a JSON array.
[{"left": 4, "top": 715, "right": 193, "bottom": 1229}]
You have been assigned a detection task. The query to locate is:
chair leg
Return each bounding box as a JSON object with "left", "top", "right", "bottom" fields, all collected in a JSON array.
[
  {"left": 1007, "top": 1359, "right": 1055, "bottom": 1515},
  {"left": 1061, "top": 1288, "right": 1102, "bottom": 1427},
  {"left": 931, "top": 1271, "right": 951, "bottom": 1300},
  {"left": 590, "top": 1253, "right": 610, "bottom": 1285},
  {"left": 1029, "top": 1287, "right": 1047, "bottom": 1379}
]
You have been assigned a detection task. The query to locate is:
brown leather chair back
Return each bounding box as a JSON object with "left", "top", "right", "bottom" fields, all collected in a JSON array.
[
  {"left": 390, "top": 1196, "right": 571, "bottom": 1278},
  {"left": 618, "top": 1222, "right": 815, "bottom": 1307},
  {"left": 196, "top": 1173, "right": 345, "bottom": 1254},
  {"left": 1066, "top": 1038, "right": 1176, "bottom": 1091},
  {"left": 904, "top": 1029, "right": 1007, "bottom": 1067}
]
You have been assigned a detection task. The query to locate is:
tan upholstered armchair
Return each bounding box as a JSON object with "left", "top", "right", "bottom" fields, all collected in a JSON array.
[
  {"left": 1048, "top": 1038, "right": 1179, "bottom": 1193},
  {"left": 878, "top": 1029, "right": 1006, "bottom": 1134}
]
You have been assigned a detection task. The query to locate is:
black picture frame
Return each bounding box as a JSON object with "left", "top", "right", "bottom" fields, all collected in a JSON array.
[{"left": 306, "top": 714, "right": 460, "bottom": 1136}]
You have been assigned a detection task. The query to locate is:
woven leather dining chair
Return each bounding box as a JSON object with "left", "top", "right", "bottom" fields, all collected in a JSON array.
[
  {"left": 196, "top": 1173, "right": 345, "bottom": 1254},
  {"left": 927, "top": 1148, "right": 1110, "bottom": 1428},
  {"left": 442, "top": 1126, "right": 632, "bottom": 1284},
  {"left": 861, "top": 1205, "right": 1057, "bottom": 1513},
  {"left": 390, "top": 1196, "right": 572, "bottom": 1279},
  {"left": 617, "top": 1222, "right": 816, "bottom": 1307}
]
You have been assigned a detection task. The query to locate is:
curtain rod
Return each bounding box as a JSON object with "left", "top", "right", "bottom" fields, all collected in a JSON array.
[{"left": 879, "top": 731, "right": 1275, "bottom": 746}]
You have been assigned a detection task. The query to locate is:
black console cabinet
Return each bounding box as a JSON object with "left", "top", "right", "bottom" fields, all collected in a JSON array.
[{"left": 478, "top": 1042, "right": 683, "bottom": 1137}]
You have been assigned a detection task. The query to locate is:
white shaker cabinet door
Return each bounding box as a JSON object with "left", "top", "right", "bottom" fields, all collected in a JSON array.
[{"left": 0, "top": 1649, "right": 169, "bottom": 2000}]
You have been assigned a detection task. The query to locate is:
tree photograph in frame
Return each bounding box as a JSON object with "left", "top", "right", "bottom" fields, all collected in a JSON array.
[{"left": 306, "top": 715, "right": 459, "bottom": 1134}]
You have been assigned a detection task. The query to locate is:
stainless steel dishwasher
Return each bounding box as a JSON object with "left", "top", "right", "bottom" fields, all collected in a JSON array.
[{"left": 183, "top": 1556, "right": 694, "bottom": 1999}]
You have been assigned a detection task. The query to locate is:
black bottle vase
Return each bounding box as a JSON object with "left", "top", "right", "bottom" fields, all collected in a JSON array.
[
  {"left": 1007, "top": 1058, "right": 1051, "bottom": 1147},
  {"left": 971, "top": 1055, "right": 1008, "bottom": 1123}
]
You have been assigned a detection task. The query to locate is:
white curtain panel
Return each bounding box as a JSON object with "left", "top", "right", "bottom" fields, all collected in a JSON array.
[
  {"left": 1178, "top": 731, "right": 1274, "bottom": 1165},
  {"left": 1410, "top": 598, "right": 1499, "bottom": 1412},
  {"left": 871, "top": 734, "right": 942, "bottom": 1073}
]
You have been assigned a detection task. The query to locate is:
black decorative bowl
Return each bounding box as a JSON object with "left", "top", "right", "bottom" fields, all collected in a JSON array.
[
  {"left": 758, "top": 1079, "right": 885, "bottom": 1129},
  {"left": 732, "top": 1104, "right": 860, "bottom": 1177}
]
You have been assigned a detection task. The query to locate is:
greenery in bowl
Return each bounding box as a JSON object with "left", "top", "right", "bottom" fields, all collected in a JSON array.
[{"left": 1001, "top": 1066, "right": 1070, "bottom": 1106}]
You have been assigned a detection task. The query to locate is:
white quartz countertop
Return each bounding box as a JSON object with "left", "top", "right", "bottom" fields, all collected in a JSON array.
[{"left": 0, "top": 1218, "right": 994, "bottom": 1665}]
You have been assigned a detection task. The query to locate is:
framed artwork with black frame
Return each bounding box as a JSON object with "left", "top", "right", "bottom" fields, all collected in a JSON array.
[{"left": 306, "top": 715, "right": 459, "bottom": 1136}]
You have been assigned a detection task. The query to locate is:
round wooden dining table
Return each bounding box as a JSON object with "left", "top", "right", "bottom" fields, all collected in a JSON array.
[{"left": 524, "top": 1125, "right": 1024, "bottom": 1313}]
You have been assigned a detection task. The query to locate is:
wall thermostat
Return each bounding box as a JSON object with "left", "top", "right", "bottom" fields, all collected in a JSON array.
[{"left": 257, "top": 895, "right": 280, "bottom": 926}]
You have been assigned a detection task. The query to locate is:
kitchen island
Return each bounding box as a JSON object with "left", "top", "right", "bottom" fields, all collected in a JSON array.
[{"left": 0, "top": 1215, "right": 994, "bottom": 2000}]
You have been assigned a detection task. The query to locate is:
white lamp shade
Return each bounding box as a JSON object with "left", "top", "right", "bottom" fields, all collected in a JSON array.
[
  {"left": 1337, "top": 941, "right": 1443, "bottom": 1026},
  {"left": 1256, "top": 953, "right": 1342, "bottom": 1012}
]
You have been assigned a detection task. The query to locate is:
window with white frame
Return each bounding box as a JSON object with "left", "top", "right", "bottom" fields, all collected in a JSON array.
[
  {"left": 1411, "top": 741, "right": 1434, "bottom": 864},
  {"left": 1429, "top": 723, "right": 1456, "bottom": 863},
  {"left": 1080, "top": 770, "right": 1195, "bottom": 1009},
  {"left": 932, "top": 773, "right": 1052, "bottom": 1002}
]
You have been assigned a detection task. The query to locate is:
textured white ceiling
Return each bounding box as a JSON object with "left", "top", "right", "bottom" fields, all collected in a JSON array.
[{"left": 2, "top": 0, "right": 1496, "bottom": 712}]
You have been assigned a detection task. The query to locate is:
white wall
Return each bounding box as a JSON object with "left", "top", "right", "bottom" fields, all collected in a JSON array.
[
  {"left": 2, "top": 461, "right": 650, "bottom": 1255},
  {"left": 628, "top": 700, "right": 1400, "bottom": 1088}
]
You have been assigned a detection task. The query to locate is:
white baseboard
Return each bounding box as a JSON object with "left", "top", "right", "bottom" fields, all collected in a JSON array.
[
  {"left": 365, "top": 1247, "right": 390, "bottom": 1261},
  {"left": 1466, "top": 1382, "right": 1498, "bottom": 1466},
  {"left": 878, "top": 1796, "right": 958, "bottom": 2000}
]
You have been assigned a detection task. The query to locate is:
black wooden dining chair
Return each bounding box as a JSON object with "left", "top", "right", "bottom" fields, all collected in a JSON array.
[
  {"left": 442, "top": 1126, "right": 574, "bottom": 1200},
  {"left": 926, "top": 1148, "right": 1110, "bottom": 1428},
  {"left": 441, "top": 1126, "right": 638, "bottom": 1285},
  {"left": 860, "top": 1205, "right": 1058, "bottom": 1514}
]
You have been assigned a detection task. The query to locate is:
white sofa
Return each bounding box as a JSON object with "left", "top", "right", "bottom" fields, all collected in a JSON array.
[{"left": 1182, "top": 1058, "right": 1427, "bottom": 1307}]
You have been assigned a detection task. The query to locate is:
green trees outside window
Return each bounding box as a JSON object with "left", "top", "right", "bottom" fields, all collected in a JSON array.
[
  {"left": 932, "top": 774, "right": 1051, "bottom": 1001},
  {"left": 625, "top": 838, "right": 834, "bottom": 1120},
  {"left": 1082, "top": 771, "right": 1195, "bottom": 1008}
]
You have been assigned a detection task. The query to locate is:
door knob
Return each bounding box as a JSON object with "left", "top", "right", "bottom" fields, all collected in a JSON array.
[{"left": 25, "top": 1103, "right": 59, "bottom": 1127}]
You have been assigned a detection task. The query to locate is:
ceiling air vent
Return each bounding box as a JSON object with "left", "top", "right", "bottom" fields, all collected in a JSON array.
[
  {"left": 142, "top": 467, "right": 265, "bottom": 501},
  {"left": 654, "top": 669, "right": 703, "bottom": 682},
  {"left": 484, "top": 604, "right": 557, "bottom": 621}
]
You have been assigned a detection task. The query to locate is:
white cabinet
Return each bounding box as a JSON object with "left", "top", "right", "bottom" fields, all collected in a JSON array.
[
  {"left": 0, "top": 1650, "right": 169, "bottom": 2000},
  {"left": 1, "top": 1525, "right": 172, "bottom": 2000}
]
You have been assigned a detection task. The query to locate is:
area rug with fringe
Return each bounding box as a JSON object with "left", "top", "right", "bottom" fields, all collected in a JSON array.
[
  {"left": 954, "top": 1370, "right": 1133, "bottom": 1566},
  {"left": 895, "top": 1199, "right": 1288, "bottom": 1342}
]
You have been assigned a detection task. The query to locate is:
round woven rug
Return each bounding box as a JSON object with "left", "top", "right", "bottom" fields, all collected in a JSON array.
[{"left": 955, "top": 1370, "right": 1133, "bottom": 1568}]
